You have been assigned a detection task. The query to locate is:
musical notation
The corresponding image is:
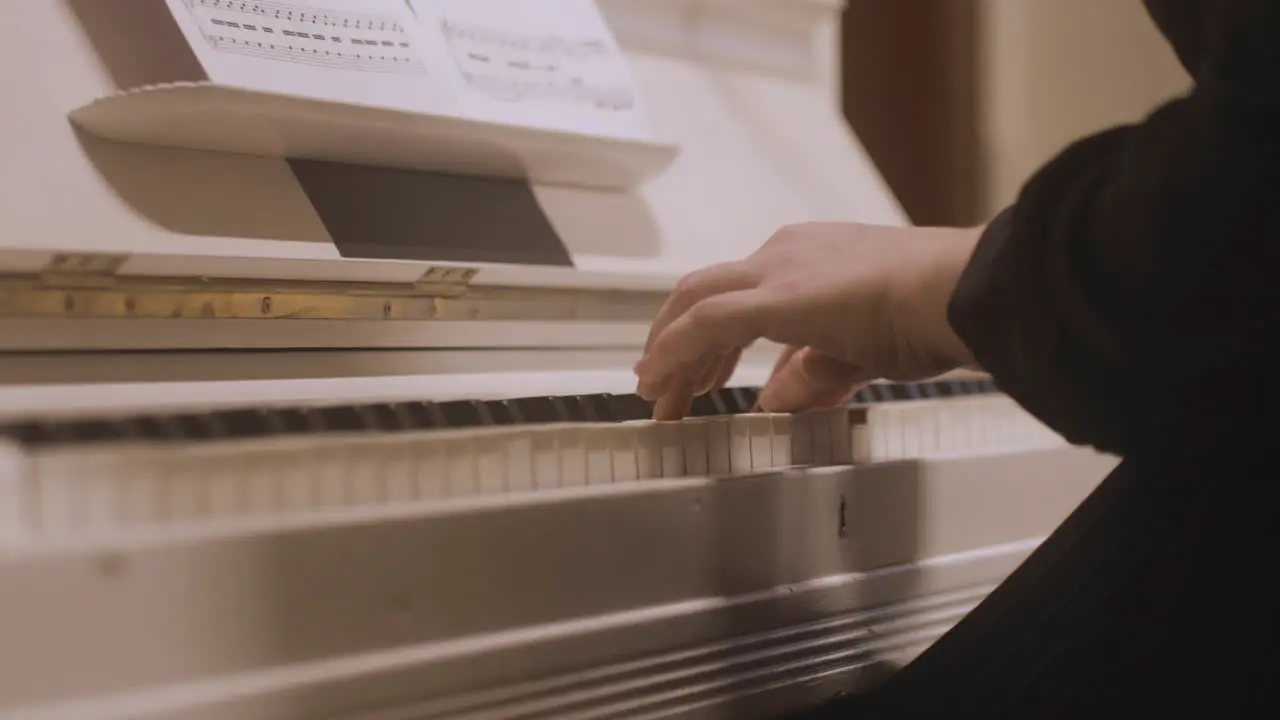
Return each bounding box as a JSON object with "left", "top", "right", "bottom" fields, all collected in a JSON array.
[
  {"left": 440, "top": 18, "right": 637, "bottom": 112},
  {"left": 181, "top": 0, "right": 428, "bottom": 75}
]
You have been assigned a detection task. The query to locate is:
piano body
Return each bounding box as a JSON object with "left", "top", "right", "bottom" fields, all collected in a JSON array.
[{"left": 0, "top": 1, "right": 1116, "bottom": 718}]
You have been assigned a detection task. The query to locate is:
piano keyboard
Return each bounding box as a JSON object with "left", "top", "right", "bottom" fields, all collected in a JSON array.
[{"left": 0, "top": 378, "right": 1064, "bottom": 545}]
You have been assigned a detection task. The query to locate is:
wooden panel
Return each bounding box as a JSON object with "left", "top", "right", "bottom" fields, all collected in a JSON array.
[{"left": 842, "top": 1, "right": 981, "bottom": 226}]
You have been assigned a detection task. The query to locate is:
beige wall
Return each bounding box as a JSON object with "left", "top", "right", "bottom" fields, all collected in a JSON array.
[{"left": 978, "top": 0, "right": 1192, "bottom": 216}]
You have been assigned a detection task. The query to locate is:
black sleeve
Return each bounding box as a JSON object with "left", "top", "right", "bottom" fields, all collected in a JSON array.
[{"left": 946, "top": 0, "right": 1280, "bottom": 456}]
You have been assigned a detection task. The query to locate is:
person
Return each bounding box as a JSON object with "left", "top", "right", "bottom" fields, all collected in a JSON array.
[{"left": 633, "top": 0, "right": 1279, "bottom": 716}]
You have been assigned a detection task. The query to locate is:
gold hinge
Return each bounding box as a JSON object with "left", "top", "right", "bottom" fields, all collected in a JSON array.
[
  {"left": 0, "top": 255, "right": 485, "bottom": 321},
  {"left": 39, "top": 253, "right": 129, "bottom": 288}
]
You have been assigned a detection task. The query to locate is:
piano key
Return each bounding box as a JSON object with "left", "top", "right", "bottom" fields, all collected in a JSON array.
[
  {"left": 654, "top": 422, "right": 686, "bottom": 478},
  {"left": 514, "top": 396, "right": 561, "bottom": 424},
  {"left": 6, "top": 389, "right": 1071, "bottom": 544},
  {"left": 438, "top": 400, "right": 489, "bottom": 428},
  {"left": 705, "top": 417, "right": 733, "bottom": 475},
  {"left": 728, "top": 416, "right": 754, "bottom": 474},
  {"left": 610, "top": 425, "right": 640, "bottom": 482},
  {"left": 688, "top": 393, "right": 721, "bottom": 418},
  {"left": 476, "top": 433, "right": 508, "bottom": 494},
  {"left": 770, "top": 414, "right": 794, "bottom": 468},
  {"left": 607, "top": 393, "right": 654, "bottom": 422},
  {"left": 631, "top": 423, "right": 662, "bottom": 479},
  {"left": 681, "top": 419, "right": 710, "bottom": 476},
  {"left": 504, "top": 429, "right": 535, "bottom": 492},
  {"left": 558, "top": 426, "right": 588, "bottom": 486},
  {"left": 585, "top": 426, "right": 613, "bottom": 485},
  {"left": 530, "top": 427, "right": 561, "bottom": 490}
]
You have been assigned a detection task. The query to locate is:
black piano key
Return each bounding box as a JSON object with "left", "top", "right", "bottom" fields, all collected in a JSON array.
[
  {"left": 393, "top": 402, "right": 431, "bottom": 429},
  {"left": 573, "top": 394, "right": 611, "bottom": 422},
  {"left": 165, "top": 414, "right": 219, "bottom": 440},
  {"left": 313, "top": 405, "right": 370, "bottom": 432},
  {"left": 732, "top": 387, "right": 760, "bottom": 412},
  {"left": 438, "top": 400, "right": 488, "bottom": 428},
  {"left": 216, "top": 408, "right": 277, "bottom": 438},
  {"left": 552, "top": 396, "right": 589, "bottom": 422},
  {"left": 513, "top": 397, "right": 561, "bottom": 423},
  {"left": 272, "top": 408, "right": 319, "bottom": 434},
  {"left": 484, "top": 400, "right": 518, "bottom": 425},
  {"left": 358, "top": 404, "right": 408, "bottom": 431},
  {"left": 688, "top": 393, "right": 720, "bottom": 417},
  {"left": 3, "top": 421, "right": 56, "bottom": 446},
  {"left": 607, "top": 394, "right": 654, "bottom": 422},
  {"left": 711, "top": 388, "right": 746, "bottom": 414}
]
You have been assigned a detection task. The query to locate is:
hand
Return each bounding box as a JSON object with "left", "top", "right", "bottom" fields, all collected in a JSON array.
[{"left": 634, "top": 222, "right": 982, "bottom": 420}]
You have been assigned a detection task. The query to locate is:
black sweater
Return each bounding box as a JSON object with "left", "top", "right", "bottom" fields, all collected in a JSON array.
[{"left": 948, "top": 0, "right": 1280, "bottom": 456}]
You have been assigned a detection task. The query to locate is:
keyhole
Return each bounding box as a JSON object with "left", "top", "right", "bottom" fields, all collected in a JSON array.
[{"left": 838, "top": 494, "right": 848, "bottom": 538}]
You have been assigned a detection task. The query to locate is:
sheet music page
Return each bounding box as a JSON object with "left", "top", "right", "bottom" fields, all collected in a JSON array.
[
  {"left": 407, "top": 0, "right": 654, "bottom": 141},
  {"left": 162, "top": 0, "right": 460, "bottom": 114}
]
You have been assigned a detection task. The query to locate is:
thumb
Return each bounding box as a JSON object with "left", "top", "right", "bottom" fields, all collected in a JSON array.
[{"left": 757, "top": 347, "right": 866, "bottom": 413}]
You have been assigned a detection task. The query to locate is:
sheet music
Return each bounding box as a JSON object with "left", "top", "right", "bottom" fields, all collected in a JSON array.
[
  {"left": 407, "top": 0, "right": 653, "bottom": 140},
  {"left": 163, "top": 0, "right": 459, "bottom": 114}
]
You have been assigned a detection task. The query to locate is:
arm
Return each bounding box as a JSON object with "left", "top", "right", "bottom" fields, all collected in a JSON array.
[{"left": 947, "top": 0, "right": 1280, "bottom": 455}]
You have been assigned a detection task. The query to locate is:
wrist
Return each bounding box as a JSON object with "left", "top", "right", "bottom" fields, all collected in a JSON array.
[{"left": 915, "top": 225, "right": 983, "bottom": 371}]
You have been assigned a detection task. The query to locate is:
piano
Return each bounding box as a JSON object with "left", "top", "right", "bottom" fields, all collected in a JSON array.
[{"left": 0, "top": 1, "right": 1116, "bottom": 718}]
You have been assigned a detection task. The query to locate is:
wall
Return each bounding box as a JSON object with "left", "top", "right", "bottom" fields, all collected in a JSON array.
[{"left": 978, "top": 0, "right": 1192, "bottom": 216}]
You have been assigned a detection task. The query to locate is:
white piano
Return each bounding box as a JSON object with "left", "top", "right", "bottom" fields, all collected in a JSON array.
[{"left": 0, "top": 1, "right": 1115, "bottom": 718}]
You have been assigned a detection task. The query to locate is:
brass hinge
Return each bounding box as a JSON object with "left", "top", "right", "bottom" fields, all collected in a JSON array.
[
  {"left": 39, "top": 253, "right": 129, "bottom": 287},
  {"left": 0, "top": 255, "right": 484, "bottom": 321}
]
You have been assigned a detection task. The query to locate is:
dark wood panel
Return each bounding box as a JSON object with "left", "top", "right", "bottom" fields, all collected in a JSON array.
[{"left": 841, "top": 1, "right": 982, "bottom": 226}]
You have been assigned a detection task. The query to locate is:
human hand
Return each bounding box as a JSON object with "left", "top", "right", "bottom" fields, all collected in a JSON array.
[{"left": 634, "top": 222, "right": 982, "bottom": 420}]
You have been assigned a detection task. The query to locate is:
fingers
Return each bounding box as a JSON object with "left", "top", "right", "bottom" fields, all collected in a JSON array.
[
  {"left": 636, "top": 289, "right": 771, "bottom": 397},
  {"left": 703, "top": 348, "right": 743, "bottom": 395},
  {"left": 652, "top": 373, "right": 696, "bottom": 421},
  {"left": 644, "top": 263, "right": 757, "bottom": 352},
  {"left": 757, "top": 347, "right": 866, "bottom": 413}
]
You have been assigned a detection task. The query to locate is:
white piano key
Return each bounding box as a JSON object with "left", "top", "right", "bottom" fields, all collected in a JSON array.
[
  {"left": 916, "top": 405, "right": 939, "bottom": 457},
  {"left": 445, "top": 436, "right": 479, "bottom": 497},
  {"left": 530, "top": 427, "right": 561, "bottom": 490},
  {"left": 827, "top": 409, "right": 854, "bottom": 464},
  {"left": 882, "top": 409, "right": 905, "bottom": 460},
  {"left": 207, "top": 454, "right": 245, "bottom": 519},
  {"left": 476, "top": 435, "right": 507, "bottom": 496},
  {"left": 705, "top": 418, "right": 732, "bottom": 476},
  {"left": 682, "top": 420, "right": 710, "bottom": 476},
  {"left": 610, "top": 425, "right": 640, "bottom": 483},
  {"left": 629, "top": 422, "right": 662, "bottom": 480},
  {"left": 316, "top": 446, "right": 349, "bottom": 508},
  {"left": 165, "top": 451, "right": 209, "bottom": 522},
  {"left": 243, "top": 451, "right": 281, "bottom": 516},
  {"left": 585, "top": 427, "right": 613, "bottom": 485},
  {"left": 655, "top": 422, "right": 686, "bottom": 478},
  {"left": 728, "top": 416, "right": 754, "bottom": 474},
  {"left": 770, "top": 414, "right": 793, "bottom": 467},
  {"left": 901, "top": 406, "right": 921, "bottom": 459},
  {"left": 414, "top": 436, "right": 448, "bottom": 500},
  {"left": 31, "top": 452, "right": 81, "bottom": 536},
  {"left": 504, "top": 431, "right": 535, "bottom": 493},
  {"left": 788, "top": 412, "right": 814, "bottom": 465},
  {"left": 809, "top": 411, "right": 833, "bottom": 465},
  {"left": 559, "top": 426, "right": 588, "bottom": 487},
  {"left": 747, "top": 415, "right": 774, "bottom": 471},
  {"left": 382, "top": 442, "right": 418, "bottom": 503},
  {"left": 279, "top": 446, "right": 317, "bottom": 511}
]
